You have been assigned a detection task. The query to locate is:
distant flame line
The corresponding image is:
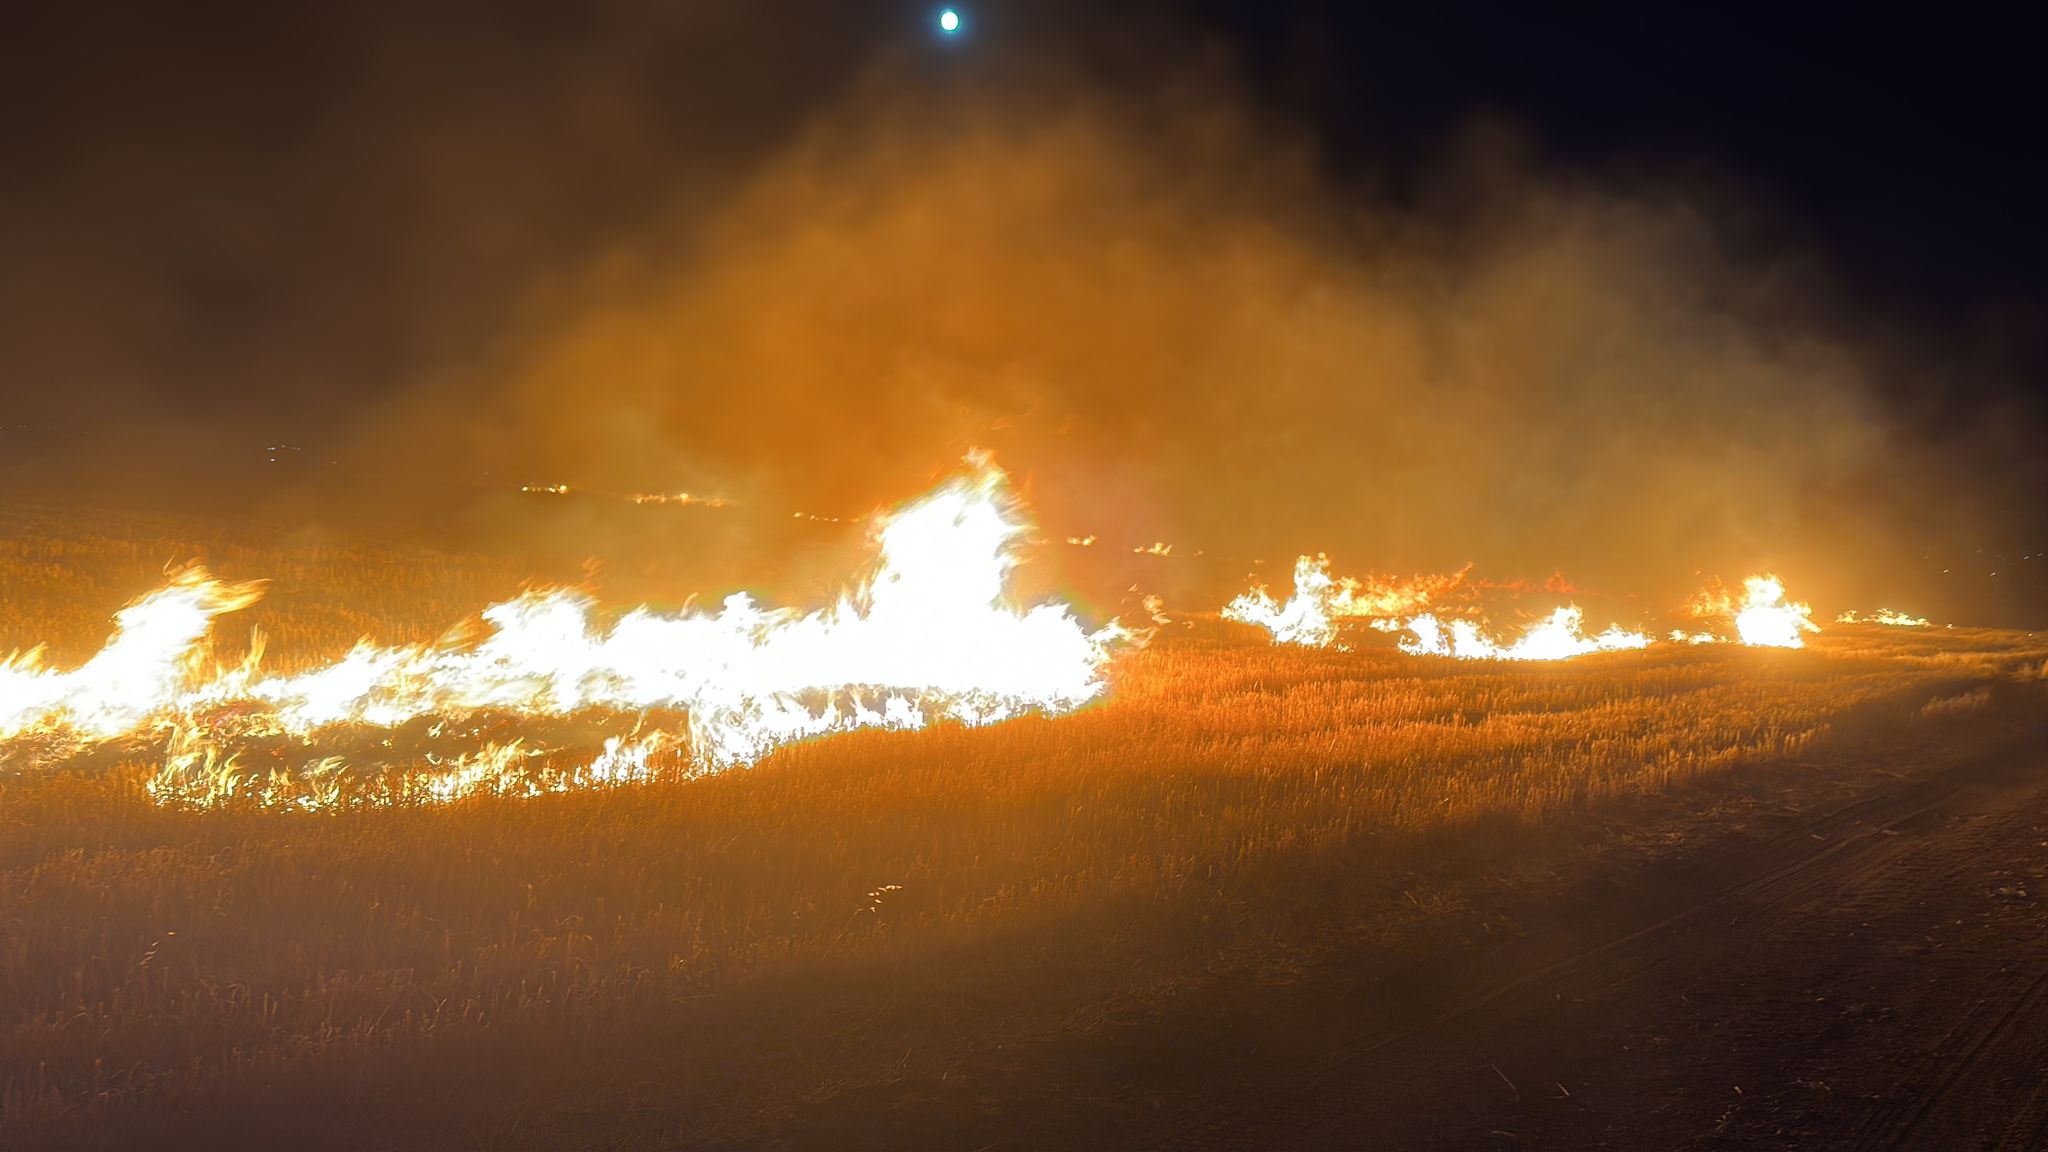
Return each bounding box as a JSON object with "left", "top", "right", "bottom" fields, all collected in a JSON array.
[{"left": 1224, "top": 556, "right": 1820, "bottom": 658}]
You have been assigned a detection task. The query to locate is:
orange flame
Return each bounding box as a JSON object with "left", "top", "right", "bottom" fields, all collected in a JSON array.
[
  {"left": 1222, "top": 554, "right": 1473, "bottom": 648},
  {"left": 0, "top": 567, "right": 264, "bottom": 740},
  {"left": 1688, "top": 575, "right": 1818, "bottom": 648},
  {"left": 1, "top": 458, "right": 1126, "bottom": 797},
  {"left": 1400, "top": 607, "right": 1649, "bottom": 661},
  {"left": 1836, "top": 608, "right": 1930, "bottom": 627}
]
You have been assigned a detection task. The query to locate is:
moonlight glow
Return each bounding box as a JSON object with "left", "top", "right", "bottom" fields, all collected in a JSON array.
[{"left": 939, "top": 9, "right": 961, "bottom": 33}]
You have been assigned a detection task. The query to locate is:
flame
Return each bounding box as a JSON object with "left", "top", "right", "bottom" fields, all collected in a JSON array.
[
  {"left": 1837, "top": 608, "right": 1930, "bottom": 627},
  {"left": 0, "top": 567, "right": 264, "bottom": 740},
  {"left": 1224, "top": 555, "right": 1642, "bottom": 660},
  {"left": 1226, "top": 560, "right": 1822, "bottom": 659},
  {"left": 1222, "top": 554, "right": 1471, "bottom": 647},
  {"left": 1, "top": 459, "right": 1125, "bottom": 796},
  {"left": 1399, "top": 607, "right": 1649, "bottom": 661},
  {"left": 1223, "top": 554, "right": 1345, "bottom": 646},
  {"left": 1690, "top": 575, "right": 1818, "bottom": 648}
]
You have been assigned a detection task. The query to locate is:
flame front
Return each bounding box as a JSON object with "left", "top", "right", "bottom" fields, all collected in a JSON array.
[
  {"left": 0, "top": 568, "right": 264, "bottom": 740},
  {"left": 1399, "top": 607, "right": 1649, "bottom": 661},
  {"left": 1837, "top": 608, "right": 1931, "bottom": 627},
  {"left": 1222, "top": 554, "right": 1470, "bottom": 648},
  {"left": 0, "top": 460, "right": 1125, "bottom": 798},
  {"left": 1224, "top": 555, "right": 1645, "bottom": 660},
  {"left": 1225, "top": 559, "right": 1827, "bottom": 658}
]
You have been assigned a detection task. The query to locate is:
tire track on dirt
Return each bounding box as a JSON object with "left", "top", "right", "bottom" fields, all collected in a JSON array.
[
  {"left": 1150, "top": 707, "right": 2048, "bottom": 1152},
  {"left": 1845, "top": 886, "right": 2048, "bottom": 1149}
]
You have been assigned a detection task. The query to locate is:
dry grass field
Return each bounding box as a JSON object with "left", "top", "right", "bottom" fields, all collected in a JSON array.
[{"left": 2, "top": 510, "right": 2044, "bottom": 1149}]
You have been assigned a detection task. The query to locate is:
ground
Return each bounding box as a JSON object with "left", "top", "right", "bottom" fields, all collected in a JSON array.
[
  {"left": 1142, "top": 687, "right": 2048, "bottom": 1151},
  {"left": 1, "top": 508, "right": 2044, "bottom": 1150}
]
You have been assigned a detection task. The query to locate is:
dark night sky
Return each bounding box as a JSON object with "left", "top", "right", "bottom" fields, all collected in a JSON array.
[
  {"left": 1200, "top": 1, "right": 2048, "bottom": 593},
  {"left": 1189, "top": 2, "right": 2048, "bottom": 511},
  {"left": 0, "top": 1, "right": 2043, "bottom": 617},
  {"left": 1193, "top": 1, "right": 2048, "bottom": 362}
]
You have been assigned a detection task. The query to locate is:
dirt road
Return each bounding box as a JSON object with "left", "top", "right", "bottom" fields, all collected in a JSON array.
[{"left": 1150, "top": 691, "right": 2048, "bottom": 1150}]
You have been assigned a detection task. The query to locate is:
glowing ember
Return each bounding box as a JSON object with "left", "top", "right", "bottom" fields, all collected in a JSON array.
[
  {"left": 1400, "top": 607, "right": 1649, "bottom": 661},
  {"left": 0, "top": 458, "right": 1125, "bottom": 800},
  {"left": 629, "top": 491, "right": 729, "bottom": 508}
]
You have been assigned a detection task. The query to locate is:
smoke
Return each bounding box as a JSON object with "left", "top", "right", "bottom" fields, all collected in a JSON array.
[
  {"left": 349, "top": 53, "right": 1898, "bottom": 608},
  {"left": 1, "top": 2, "right": 2034, "bottom": 619}
]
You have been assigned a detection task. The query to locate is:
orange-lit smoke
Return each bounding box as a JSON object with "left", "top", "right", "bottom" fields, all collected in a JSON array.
[{"left": 338, "top": 66, "right": 1897, "bottom": 613}]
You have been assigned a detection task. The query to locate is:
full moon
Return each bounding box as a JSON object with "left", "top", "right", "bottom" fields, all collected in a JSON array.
[{"left": 939, "top": 9, "right": 961, "bottom": 33}]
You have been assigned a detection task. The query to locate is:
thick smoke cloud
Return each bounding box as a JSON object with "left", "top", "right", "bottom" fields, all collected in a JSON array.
[
  {"left": 355, "top": 62, "right": 1894, "bottom": 607},
  {"left": 1, "top": 2, "right": 2033, "bottom": 619}
]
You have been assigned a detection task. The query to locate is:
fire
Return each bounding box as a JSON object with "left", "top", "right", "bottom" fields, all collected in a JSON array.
[
  {"left": 1227, "top": 560, "right": 1823, "bottom": 658},
  {"left": 1222, "top": 554, "right": 1469, "bottom": 648},
  {"left": 0, "top": 458, "right": 1126, "bottom": 801},
  {"left": 1837, "top": 608, "right": 1930, "bottom": 627},
  {"left": 1400, "top": 607, "right": 1649, "bottom": 661},
  {"left": 1223, "top": 555, "right": 1346, "bottom": 646},
  {"left": 0, "top": 567, "right": 264, "bottom": 740},
  {"left": 1225, "top": 555, "right": 1645, "bottom": 660},
  {"left": 1690, "top": 575, "right": 1817, "bottom": 648}
]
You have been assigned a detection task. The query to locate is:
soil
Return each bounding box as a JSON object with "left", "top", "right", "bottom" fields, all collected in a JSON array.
[
  {"left": 37, "top": 687, "right": 2046, "bottom": 1152},
  {"left": 1129, "top": 689, "right": 2048, "bottom": 1151}
]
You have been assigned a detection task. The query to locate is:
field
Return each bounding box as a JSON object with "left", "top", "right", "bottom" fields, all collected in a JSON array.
[{"left": 2, "top": 509, "right": 2045, "bottom": 1150}]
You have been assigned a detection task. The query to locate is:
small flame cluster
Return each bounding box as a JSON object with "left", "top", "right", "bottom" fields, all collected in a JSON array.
[
  {"left": 1401, "top": 607, "right": 1649, "bottom": 661},
  {"left": 1227, "top": 558, "right": 1823, "bottom": 658},
  {"left": 1222, "top": 555, "right": 1475, "bottom": 648},
  {"left": 1836, "top": 608, "right": 1931, "bottom": 627}
]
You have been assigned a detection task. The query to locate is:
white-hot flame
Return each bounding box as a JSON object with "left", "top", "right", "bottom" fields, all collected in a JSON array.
[
  {"left": 1227, "top": 560, "right": 1820, "bottom": 659},
  {"left": 1399, "top": 607, "right": 1649, "bottom": 661},
  {"left": 1732, "top": 577, "right": 1816, "bottom": 647},
  {"left": 1674, "top": 575, "right": 1820, "bottom": 647},
  {"left": 1224, "top": 555, "right": 1345, "bottom": 646},
  {"left": 1224, "top": 555, "right": 1642, "bottom": 660},
  {"left": 0, "top": 568, "right": 263, "bottom": 739},
  {"left": 1836, "top": 608, "right": 1930, "bottom": 627},
  {"left": 1685, "top": 575, "right": 1817, "bottom": 648},
  {"left": 1, "top": 459, "right": 1124, "bottom": 790},
  {"left": 1223, "top": 554, "right": 1470, "bottom": 648}
]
